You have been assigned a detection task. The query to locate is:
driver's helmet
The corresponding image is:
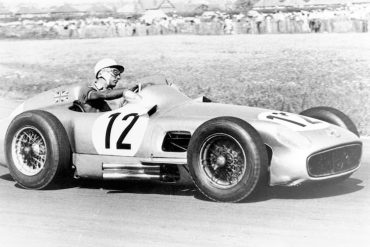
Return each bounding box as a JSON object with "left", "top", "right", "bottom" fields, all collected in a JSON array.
[{"left": 94, "top": 58, "right": 124, "bottom": 79}]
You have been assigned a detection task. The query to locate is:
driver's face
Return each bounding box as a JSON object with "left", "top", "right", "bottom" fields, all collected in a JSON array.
[{"left": 105, "top": 68, "right": 122, "bottom": 89}]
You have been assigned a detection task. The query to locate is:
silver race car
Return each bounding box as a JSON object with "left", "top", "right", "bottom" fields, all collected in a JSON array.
[{"left": 0, "top": 77, "right": 363, "bottom": 202}]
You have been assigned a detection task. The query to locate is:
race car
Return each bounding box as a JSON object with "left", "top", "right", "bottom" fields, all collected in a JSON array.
[{"left": 0, "top": 77, "right": 363, "bottom": 202}]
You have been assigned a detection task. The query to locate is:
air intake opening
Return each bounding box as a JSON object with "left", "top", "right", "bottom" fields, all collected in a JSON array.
[{"left": 162, "top": 131, "right": 191, "bottom": 152}]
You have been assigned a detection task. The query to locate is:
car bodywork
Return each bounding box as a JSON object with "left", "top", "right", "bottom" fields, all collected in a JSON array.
[{"left": 0, "top": 80, "right": 362, "bottom": 187}]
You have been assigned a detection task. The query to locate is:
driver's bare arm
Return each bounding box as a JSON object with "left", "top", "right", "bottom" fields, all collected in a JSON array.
[{"left": 87, "top": 88, "right": 127, "bottom": 101}]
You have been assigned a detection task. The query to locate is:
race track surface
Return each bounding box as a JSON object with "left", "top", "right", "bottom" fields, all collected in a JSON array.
[{"left": 0, "top": 99, "right": 369, "bottom": 247}]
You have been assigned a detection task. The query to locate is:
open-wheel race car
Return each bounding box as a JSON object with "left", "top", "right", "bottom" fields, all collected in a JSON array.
[{"left": 0, "top": 77, "right": 363, "bottom": 202}]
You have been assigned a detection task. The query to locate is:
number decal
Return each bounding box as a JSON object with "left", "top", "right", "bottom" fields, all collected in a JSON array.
[
  {"left": 93, "top": 104, "right": 151, "bottom": 156},
  {"left": 259, "top": 111, "right": 327, "bottom": 131},
  {"left": 116, "top": 113, "right": 140, "bottom": 149},
  {"left": 105, "top": 113, "right": 120, "bottom": 149},
  {"left": 300, "top": 115, "right": 321, "bottom": 124},
  {"left": 266, "top": 115, "right": 306, "bottom": 127},
  {"left": 104, "top": 113, "right": 139, "bottom": 150},
  {"left": 265, "top": 112, "right": 322, "bottom": 127}
]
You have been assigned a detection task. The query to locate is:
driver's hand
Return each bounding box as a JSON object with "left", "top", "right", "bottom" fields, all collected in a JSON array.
[
  {"left": 123, "top": 89, "right": 142, "bottom": 102},
  {"left": 130, "top": 83, "right": 142, "bottom": 93}
]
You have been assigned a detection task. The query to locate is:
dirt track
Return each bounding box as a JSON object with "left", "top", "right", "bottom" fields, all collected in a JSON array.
[{"left": 0, "top": 100, "right": 369, "bottom": 247}]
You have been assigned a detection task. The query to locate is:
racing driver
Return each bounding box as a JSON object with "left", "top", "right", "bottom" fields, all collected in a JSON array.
[{"left": 79, "top": 58, "right": 140, "bottom": 112}]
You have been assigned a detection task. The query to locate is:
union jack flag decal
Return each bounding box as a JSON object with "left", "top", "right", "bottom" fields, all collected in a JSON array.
[{"left": 54, "top": 90, "right": 69, "bottom": 103}]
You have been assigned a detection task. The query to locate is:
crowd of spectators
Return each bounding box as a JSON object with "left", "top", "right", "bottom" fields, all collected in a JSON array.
[
  {"left": 1, "top": 4, "right": 370, "bottom": 39},
  {"left": 250, "top": 4, "right": 370, "bottom": 34}
]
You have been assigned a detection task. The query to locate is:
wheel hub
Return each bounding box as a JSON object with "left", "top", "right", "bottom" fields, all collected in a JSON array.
[
  {"left": 200, "top": 134, "right": 247, "bottom": 188},
  {"left": 22, "top": 146, "right": 32, "bottom": 155},
  {"left": 215, "top": 155, "right": 226, "bottom": 167},
  {"left": 21, "top": 146, "right": 34, "bottom": 161},
  {"left": 11, "top": 127, "right": 47, "bottom": 176}
]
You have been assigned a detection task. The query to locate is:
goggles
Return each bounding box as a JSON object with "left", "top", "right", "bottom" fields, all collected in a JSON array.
[
  {"left": 110, "top": 68, "right": 121, "bottom": 76},
  {"left": 101, "top": 67, "right": 121, "bottom": 77}
]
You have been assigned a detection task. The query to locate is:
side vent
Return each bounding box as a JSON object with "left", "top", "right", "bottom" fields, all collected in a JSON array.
[
  {"left": 265, "top": 145, "right": 273, "bottom": 165},
  {"left": 202, "top": 96, "right": 212, "bottom": 102},
  {"left": 162, "top": 131, "right": 191, "bottom": 152}
]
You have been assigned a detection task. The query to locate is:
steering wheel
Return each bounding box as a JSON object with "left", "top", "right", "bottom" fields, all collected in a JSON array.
[{"left": 130, "top": 83, "right": 142, "bottom": 93}]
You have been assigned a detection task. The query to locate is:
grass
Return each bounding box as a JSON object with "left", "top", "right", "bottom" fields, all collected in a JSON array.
[{"left": 0, "top": 34, "right": 369, "bottom": 134}]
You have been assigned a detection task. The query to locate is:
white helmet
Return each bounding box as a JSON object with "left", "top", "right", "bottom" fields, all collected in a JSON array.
[{"left": 94, "top": 58, "right": 124, "bottom": 78}]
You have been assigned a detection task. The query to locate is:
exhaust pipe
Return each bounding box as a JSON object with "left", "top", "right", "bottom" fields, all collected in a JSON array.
[
  {"left": 102, "top": 163, "right": 180, "bottom": 182},
  {"left": 103, "top": 163, "right": 161, "bottom": 180},
  {"left": 103, "top": 163, "right": 160, "bottom": 170},
  {"left": 103, "top": 173, "right": 161, "bottom": 180}
]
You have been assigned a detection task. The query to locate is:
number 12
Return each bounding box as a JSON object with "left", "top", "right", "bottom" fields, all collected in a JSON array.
[{"left": 105, "top": 113, "right": 139, "bottom": 150}]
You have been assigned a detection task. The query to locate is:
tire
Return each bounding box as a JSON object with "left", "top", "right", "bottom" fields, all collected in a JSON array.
[
  {"left": 300, "top": 106, "right": 359, "bottom": 137},
  {"left": 5, "top": 110, "right": 71, "bottom": 189},
  {"left": 187, "top": 117, "right": 268, "bottom": 202}
]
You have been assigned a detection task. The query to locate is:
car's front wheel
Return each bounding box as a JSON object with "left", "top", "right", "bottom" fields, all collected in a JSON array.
[
  {"left": 300, "top": 106, "right": 359, "bottom": 136},
  {"left": 187, "top": 117, "right": 268, "bottom": 202},
  {"left": 5, "top": 110, "right": 71, "bottom": 189}
]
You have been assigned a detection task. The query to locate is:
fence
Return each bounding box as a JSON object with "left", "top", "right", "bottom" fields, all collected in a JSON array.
[{"left": 0, "top": 15, "right": 369, "bottom": 39}]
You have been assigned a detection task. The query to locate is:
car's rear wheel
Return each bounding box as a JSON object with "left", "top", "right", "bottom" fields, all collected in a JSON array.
[
  {"left": 5, "top": 110, "right": 71, "bottom": 189},
  {"left": 187, "top": 117, "right": 268, "bottom": 202},
  {"left": 300, "top": 106, "right": 359, "bottom": 136}
]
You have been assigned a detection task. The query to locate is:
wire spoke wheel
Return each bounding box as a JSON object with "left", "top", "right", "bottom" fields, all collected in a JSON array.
[
  {"left": 11, "top": 126, "right": 47, "bottom": 176},
  {"left": 200, "top": 133, "right": 247, "bottom": 189},
  {"left": 6, "top": 110, "right": 71, "bottom": 189},
  {"left": 187, "top": 117, "right": 268, "bottom": 202}
]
